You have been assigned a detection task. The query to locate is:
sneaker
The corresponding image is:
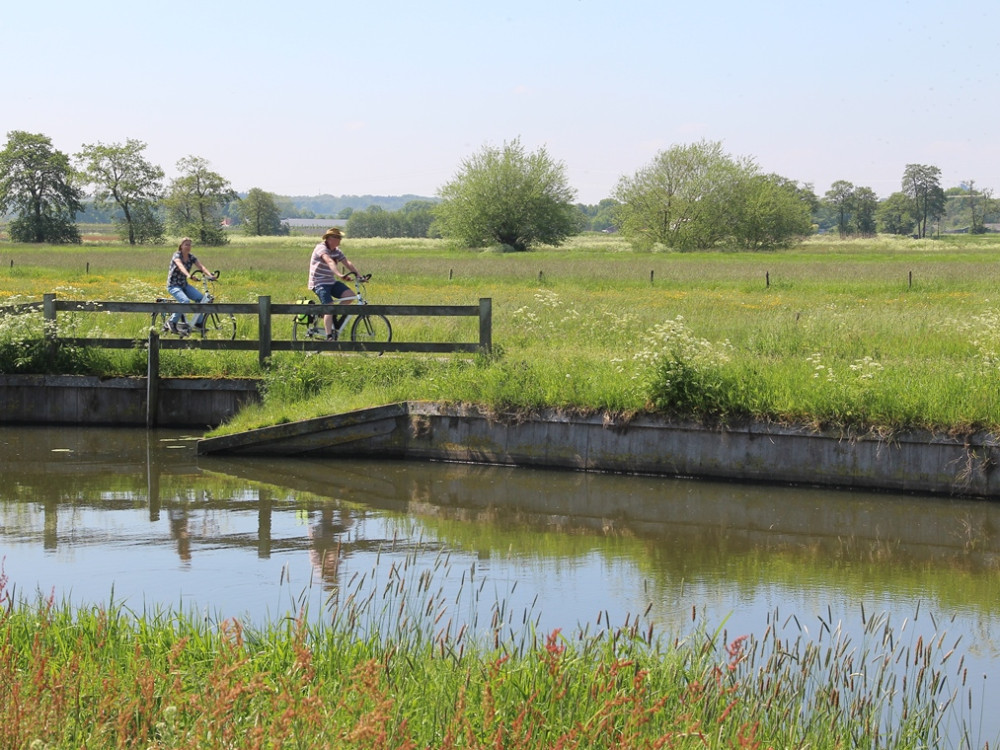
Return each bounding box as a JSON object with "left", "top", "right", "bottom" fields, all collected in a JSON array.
[
  {"left": 166, "top": 320, "right": 179, "bottom": 334},
  {"left": 176, "top": 322, "right": 191, "bottom": 335}
]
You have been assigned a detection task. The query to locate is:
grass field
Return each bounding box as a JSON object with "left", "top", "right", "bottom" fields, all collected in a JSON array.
[{"left": 3, "top": 232, "right": 1000, "bottom": 435}]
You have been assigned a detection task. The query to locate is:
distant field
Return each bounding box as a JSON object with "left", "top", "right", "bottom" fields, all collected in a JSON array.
[{"left": 3, "top": 232, "right": 1000, "bottom": 434}]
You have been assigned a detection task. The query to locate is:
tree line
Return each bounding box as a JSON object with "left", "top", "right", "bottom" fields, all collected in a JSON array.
[{"left": 1, "top": 130, "right": 997, "bottom": 250}]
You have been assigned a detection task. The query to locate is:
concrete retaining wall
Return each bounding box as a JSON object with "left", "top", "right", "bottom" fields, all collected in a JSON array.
[
  {"left": 197, "top": 402, "right": 1000, "bottom": 499},
  {"left": 0, "top": 374, "right": 261, "bottom": 428}
]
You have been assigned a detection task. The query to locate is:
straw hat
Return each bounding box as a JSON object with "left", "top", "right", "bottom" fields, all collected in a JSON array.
[{"left": 322, "top": 227, "right": 344, "bottom": 239}]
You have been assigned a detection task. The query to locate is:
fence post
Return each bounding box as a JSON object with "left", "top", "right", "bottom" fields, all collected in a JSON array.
[
  {"left": 147, "top": 329, "right": 160, "bottom": 428},
  {"left": 479, "top": 298, "right": 492, "bottom": 354},
  {"left": 43, "top": 293, "right": 57, "bottom": 357},
  {"left": 258, "top": 296, "right": 272, "bottom": 367},
  {"left": 43, "top": 293, "right": 56, "bottom": 336}
]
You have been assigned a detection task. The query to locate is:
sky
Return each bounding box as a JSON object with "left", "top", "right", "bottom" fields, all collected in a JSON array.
[{"left": 5, "top": 0, "right": 1000, "bottom": 205}]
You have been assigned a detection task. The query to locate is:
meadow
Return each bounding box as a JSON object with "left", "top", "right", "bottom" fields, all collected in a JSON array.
[
  {"left": 3, "top": 232, "right": 1000, "bottom": 436},
  {"left": 4, "top": 231, "right": 1000, "bottom": 747}
]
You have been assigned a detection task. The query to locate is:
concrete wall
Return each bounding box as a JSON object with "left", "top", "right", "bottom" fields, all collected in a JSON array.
[
  {"left": 197, "top": 402, "right": 1000, "bottom": 499},
  {"left": 0, "top": 374, "right": 261, "bottom": 428}
]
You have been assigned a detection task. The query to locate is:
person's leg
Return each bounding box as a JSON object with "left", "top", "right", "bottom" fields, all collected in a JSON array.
[
  {"left": 333, "top": 281, "right": 352, "bottom": 334},
  {"left": 313, "top": 285, "right": 335, "bottom": 338},
  {"left": 167, "top": 286, "right": 190, "bottom": 328},
  {"left": 185, "top": 284, "right": 206, "bottom": 327}
]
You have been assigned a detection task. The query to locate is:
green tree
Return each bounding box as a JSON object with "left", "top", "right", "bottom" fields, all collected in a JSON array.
[
  {"left": 614, "top": 141, "right": 808, "bottom": 251},
  {"left": 876, "top": 192, "right": 916, "bottom": 235},
  {"left": 239, "top": 187, "right": 287, "bottom": 236},
  {"left": 614, "top": 140, "right": 740, "bottom": 251},
  {"left": 957, "top": 180, "right": 996, "bottom": 234},
  {"left": 590, "top": 198, "right": 620, "bottom": 231},
  {"left": 75, "top": 138, "right": 165, "bottom": 245},
  {"left": 823, "top": 180, "right": 855, "bottom": 237},
  {"left": 163, "top": 156, "right": 237, "bottom": 245},
  {"left": 0, "top": 130, "right": 83, "bottom": 243},
  {"left": 902, "top": 164, "right": 946, "bottom": 239},
  {"left": 729, "top": 174, "right": 814, "bottom": 250},
  {"left": 435, "top": 138, "right": 578, "bottom": 252},
  {"left": 852, "top": 186, "right": 878, "bottom": 237}
]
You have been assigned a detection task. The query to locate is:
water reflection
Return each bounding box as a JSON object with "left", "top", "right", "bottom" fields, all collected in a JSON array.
[{"left": 2, "top": 425, "right": 1000, "bottom": 743}]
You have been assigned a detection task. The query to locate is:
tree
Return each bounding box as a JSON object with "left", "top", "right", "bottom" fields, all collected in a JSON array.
[
  {"left": 239, "top": 187, "right": 287, "bottom": 236},
  {"left": 163, "top": 156, "right": 237, "bottom": 245},
  {"left": 614, "top": 140, "right": 740, "bottom": 251},
  {"left": 876, "top": 192, "right": 916, "bottom": 235},
  {"left": 75, "top": 139, "right": 165, "bottom": 245},
  {"left": 902, "top": 164, "right": 946, "bottom": 239},
  {"left": 959, "top": 180, "right": 996, "bottom": 234},
  {"left": 590, "top": 199, "right": 621, "bottom": 232},
  {"left": 823, "top": 180, "right": 855, "bottom": 237},
  {"left": 729, "top": 174, "right": 814, "bottom": 250},
  {"left": 0, "top": 130, "right": 83, "bottom": 243},
  {"left": 435, "top": 138, "right": 578, "bottom": 252},
  {"left": 852, "top": 186, "right": 878, "bottom": 237},
  {"left": 613, "top": 141, "right": 809, "bottom": 251}
]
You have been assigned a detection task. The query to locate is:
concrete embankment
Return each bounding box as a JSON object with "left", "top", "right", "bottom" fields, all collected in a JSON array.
[
  {"left": 197, "top": 401, "right": 1000, "bottom": 499},
  {"left": 3, "top": 372, "right": 997, "bottom": 498},
  {"left": 0, "top": 374, "right": 261, "bottom": 428}
]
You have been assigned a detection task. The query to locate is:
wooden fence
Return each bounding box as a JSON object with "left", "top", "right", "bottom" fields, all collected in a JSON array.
[{"left": 22, "top": 294, "right": 493, "bottom": 367}]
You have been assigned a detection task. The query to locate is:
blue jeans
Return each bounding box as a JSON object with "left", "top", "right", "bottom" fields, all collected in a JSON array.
[{"left": 167, "top": 283, "right": 205, "bottom": 326}]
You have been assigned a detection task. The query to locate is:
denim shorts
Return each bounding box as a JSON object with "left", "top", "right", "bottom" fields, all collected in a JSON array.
[{"left": 312, "top": 282, "right": 349, "bottom": 304}]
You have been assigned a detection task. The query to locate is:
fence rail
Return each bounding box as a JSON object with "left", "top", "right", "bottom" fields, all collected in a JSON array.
[{"left": 18, "top": 294, "right": 493, "bottom": 365}]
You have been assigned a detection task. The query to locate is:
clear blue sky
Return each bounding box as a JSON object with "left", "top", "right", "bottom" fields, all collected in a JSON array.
[{"left": 6, "top": 0, "right": 999, "bottom": 204}]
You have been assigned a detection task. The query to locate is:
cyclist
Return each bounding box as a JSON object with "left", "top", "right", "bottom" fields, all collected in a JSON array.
[
  {"left": 308, "top": 227, "right": 363, "bottom": 340},
  {"left": 166, "top": 237, "right": 216, "bottom": 333}
]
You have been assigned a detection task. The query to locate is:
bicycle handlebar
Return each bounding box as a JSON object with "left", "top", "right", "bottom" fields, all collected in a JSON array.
[{"left": 191, "top": 270, "right": 221, "bottom": 282}]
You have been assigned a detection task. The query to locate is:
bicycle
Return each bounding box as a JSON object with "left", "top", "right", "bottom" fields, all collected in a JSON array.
[
  {"left": 152, "top": 270, "right": 236, "bottom": 340},
  {"left": 292, "top": 273, "right": 392, "bottom": 348}
]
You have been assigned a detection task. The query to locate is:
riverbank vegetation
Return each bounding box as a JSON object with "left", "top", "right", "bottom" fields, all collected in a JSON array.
[
  {"left": 0, "top": 551, "right": 987, "bottom": 749},
  {"left": 2, "top": 233, "right": 1000, "bottom": 437}
]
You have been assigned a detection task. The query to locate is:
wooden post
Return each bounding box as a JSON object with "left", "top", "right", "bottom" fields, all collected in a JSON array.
[
  {"left": 479, "top": 298, "right": 492, "bottom": 355},
  {"left": 766, "top": 271, "right": 770, "bottom": 287},
  {"left": 43, "top": 293, "right": 56, "bottom": 333},
  {"left": 258, "top": 296, "right": 272, "bottom": 367},
  {"left": 909, "top": 270, "right": 913, "bottom": 288},
  {"left": 650, "top": 270, "right": 654, "bottom": 284},
  {"left": 147, "top": 329, "right": 160, "bottom": 428},
  {"left": 43, "top": 293, "right": 57, "bottom": 357}
]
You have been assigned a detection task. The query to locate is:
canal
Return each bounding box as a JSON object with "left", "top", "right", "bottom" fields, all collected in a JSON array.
[{"left": 2, "top": 425, "right": 999, "bottom": 744}]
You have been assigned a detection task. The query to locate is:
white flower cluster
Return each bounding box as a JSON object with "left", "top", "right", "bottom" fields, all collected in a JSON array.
[{"left": 632, "top": 316, "right": 732, "bottom": 371}]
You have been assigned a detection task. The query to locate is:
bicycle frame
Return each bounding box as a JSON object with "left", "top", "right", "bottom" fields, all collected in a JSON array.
[
  {"left": 293, "top": 273, "right": 391, "bottom": 348},
  {"left": 155, "top": 270, "right": 236, "bottom": 340}
]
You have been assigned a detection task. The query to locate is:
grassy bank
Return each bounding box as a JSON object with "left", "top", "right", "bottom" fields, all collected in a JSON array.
[
  {"left": 3, "top": 233, "right": 1000, "bottom": 435},
  {"left": 0, "top": 554, "right": 985, "bottom": 749}
]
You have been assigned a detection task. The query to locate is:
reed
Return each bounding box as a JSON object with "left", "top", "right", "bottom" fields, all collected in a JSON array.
[{"left": 1, "top": 550, "right": 992, "bottom": 748}]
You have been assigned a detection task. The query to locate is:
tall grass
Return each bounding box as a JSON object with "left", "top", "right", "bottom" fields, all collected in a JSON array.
[
  {"left": 4, "top": 233, "right": 1000, "bottom": 433},
  {"left": 1, "top": 550, "right": 992, "bottom": 749}
]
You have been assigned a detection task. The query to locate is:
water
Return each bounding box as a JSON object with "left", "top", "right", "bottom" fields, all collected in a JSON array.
[{"left": 2, "top": 425, "right": 1000, "bottom": 744}]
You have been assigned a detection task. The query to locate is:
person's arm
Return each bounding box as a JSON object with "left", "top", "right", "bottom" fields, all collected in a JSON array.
[
  {"left": 173, "top": 257, "right": 191, "bottom": 279},
  {"left": 195, "top": 261, "right": 215, "bottom": 279},
  {"left": 323, "top": 255, "right": 351, "bottom": 280},
  {"left": 339, "top": 255, "right": 361, "bottom": 278}
]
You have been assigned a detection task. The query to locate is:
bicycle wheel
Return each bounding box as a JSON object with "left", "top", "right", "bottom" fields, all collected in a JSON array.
[
  {"left": 151, "top": 311, "right": 173, "bottom": 335},
  {"left": 201, "top": 312, "right": 236, "bottom": 340},
  {"left": 350, "top": 314, "right": 391, "bottom": 350}
]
